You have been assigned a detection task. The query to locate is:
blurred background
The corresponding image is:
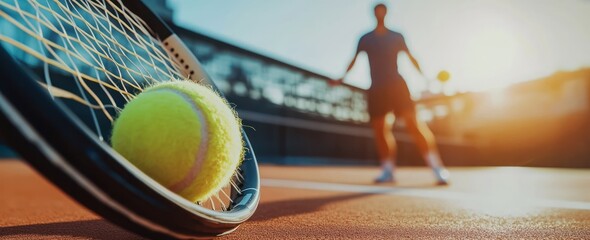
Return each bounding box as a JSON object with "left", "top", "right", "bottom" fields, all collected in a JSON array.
[{"left": 2, "top": 0, "right": 589, "bottom": 168}]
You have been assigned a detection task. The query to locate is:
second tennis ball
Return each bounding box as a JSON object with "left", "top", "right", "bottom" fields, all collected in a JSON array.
[
  {"left": 111, "top": 81, "right": 243, "bottom": 202},
  {"left": 437, "top": 70, "right": 450, "bottom": 82}
]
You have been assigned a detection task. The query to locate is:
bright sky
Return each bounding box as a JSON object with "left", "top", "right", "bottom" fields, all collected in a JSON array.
[{"left": 168, "top": 0, "right": 590, "bottom": 94}]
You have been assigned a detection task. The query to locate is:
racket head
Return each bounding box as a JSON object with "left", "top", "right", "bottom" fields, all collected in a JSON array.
[{"left": 0, "top": 0, "right": 259, "bottom": 238}]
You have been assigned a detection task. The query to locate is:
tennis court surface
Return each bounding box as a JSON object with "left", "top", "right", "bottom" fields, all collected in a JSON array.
[{"left": 1, "top": 159, "right": 589, "bottom": 239}]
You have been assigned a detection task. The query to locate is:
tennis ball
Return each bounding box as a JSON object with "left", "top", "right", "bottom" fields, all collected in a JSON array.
[
  {"left": 437, "top": 70, "right": 450, "bottom": 83},
  {"left": 111, "top": 81, "right": 243, "bottom": 202}
]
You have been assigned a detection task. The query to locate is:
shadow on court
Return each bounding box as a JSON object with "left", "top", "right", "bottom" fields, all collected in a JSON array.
[
  {"left": 251, "top": 193, "right": 373, "bottom": 222},
  {"left": 0, "top": 220, "right": 143, "bottom": 240}
]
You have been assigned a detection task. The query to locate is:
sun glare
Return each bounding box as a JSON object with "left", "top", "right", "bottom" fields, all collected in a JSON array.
[
  {"left": 456, "top": 20, "right": 526, "bottom": 92},
  {"left": 459, "top": 168, "right": 542, "bottom": 217}
]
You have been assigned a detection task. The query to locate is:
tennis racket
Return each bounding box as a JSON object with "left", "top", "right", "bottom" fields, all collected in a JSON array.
[{"left": 0, "top": 0, "right": 259, "bottom": 238}]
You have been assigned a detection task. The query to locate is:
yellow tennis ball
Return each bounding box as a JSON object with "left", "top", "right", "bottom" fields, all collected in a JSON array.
[
  {"left": 111, "top": 81, "right": 243, "bottom": 202},
  {"left": 437, "top": 70, "right": 450, "bottom": 83}
]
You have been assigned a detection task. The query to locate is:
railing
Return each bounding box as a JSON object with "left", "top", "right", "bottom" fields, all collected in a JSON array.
[{"left": 173, "top": 27, "right": 370, "bottom": 125}]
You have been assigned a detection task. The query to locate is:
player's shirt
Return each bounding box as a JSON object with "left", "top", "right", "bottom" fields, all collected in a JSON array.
[{"left": 356, "top": 30, "right": 409, "bottom": 90}]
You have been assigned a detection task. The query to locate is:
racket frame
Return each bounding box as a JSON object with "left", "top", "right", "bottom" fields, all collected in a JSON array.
[{"left": 0, "top": 0, "right": 260, "bottom": 238}]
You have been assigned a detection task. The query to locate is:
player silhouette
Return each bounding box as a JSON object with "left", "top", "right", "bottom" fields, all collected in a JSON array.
[{"left": 332, "top": 3, "right": 449, "bottom": 184}]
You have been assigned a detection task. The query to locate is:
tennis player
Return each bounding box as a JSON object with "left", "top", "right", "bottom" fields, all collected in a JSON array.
[{"left": 332, "top": 3, "right": 449, "bottom": 184}]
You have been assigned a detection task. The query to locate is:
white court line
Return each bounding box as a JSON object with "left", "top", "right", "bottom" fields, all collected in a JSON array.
[{"left": 261, "top": 178, "right": 590, "bottom": 211}]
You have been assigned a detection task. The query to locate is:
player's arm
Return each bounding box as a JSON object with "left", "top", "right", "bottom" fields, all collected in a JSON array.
[
  {"left": 407, "top": 52, "right": 422, "bottom": 73},
  {"left": 336, "top": 53, "right": 358, "bottom": 82},
  {"left": 332, "top": 37, "right": 364, "bottom": 86},
  {"left": 401, "top": 36, "right": 423, "bottom": 74}
]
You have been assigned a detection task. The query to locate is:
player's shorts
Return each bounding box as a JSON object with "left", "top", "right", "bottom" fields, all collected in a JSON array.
[{"left": 367, "top": 80, "right": 415, "bottom": 121}]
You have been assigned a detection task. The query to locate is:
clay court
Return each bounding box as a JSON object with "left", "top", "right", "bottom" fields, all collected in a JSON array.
[
  {"left": 1, "top": 159, "right": 589, "bottom": 239},
  {"left": 1, "top": 0, "right": 590, "bottom": 239}
]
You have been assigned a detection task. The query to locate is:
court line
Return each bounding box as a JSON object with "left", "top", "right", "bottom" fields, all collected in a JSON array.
[{"left": 261, "top": 178, "right": 590, "bottom": 211}]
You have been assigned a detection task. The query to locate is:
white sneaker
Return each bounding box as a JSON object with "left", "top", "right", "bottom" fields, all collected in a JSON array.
[
  {"left": 433, "top": 167, "right": 450, "bottom": 185},
  {"left": 374, "top": 169, "right": 395, "bottom": 183}
]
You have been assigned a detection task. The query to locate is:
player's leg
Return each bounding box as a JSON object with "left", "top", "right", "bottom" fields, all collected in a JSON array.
[
  {"left": 371, "top": 114, "right": 397, "bottom": 183},
  {"left": 401, "top": 110, "right": 449, "bottom": 184}
]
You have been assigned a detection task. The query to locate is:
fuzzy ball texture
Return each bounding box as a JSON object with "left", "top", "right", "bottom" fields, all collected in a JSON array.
[{"left": 111, "top": 81, "right": 243, "bottom": 202}]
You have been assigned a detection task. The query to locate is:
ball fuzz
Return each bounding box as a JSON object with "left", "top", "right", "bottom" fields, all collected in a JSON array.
[{"left": 111, "top": 81, "right": 243, "bottom": 202}]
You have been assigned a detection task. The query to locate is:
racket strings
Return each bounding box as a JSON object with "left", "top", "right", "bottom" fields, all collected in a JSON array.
[{"left": 0, "top": 0, "right": 182, "bottom": 122}]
